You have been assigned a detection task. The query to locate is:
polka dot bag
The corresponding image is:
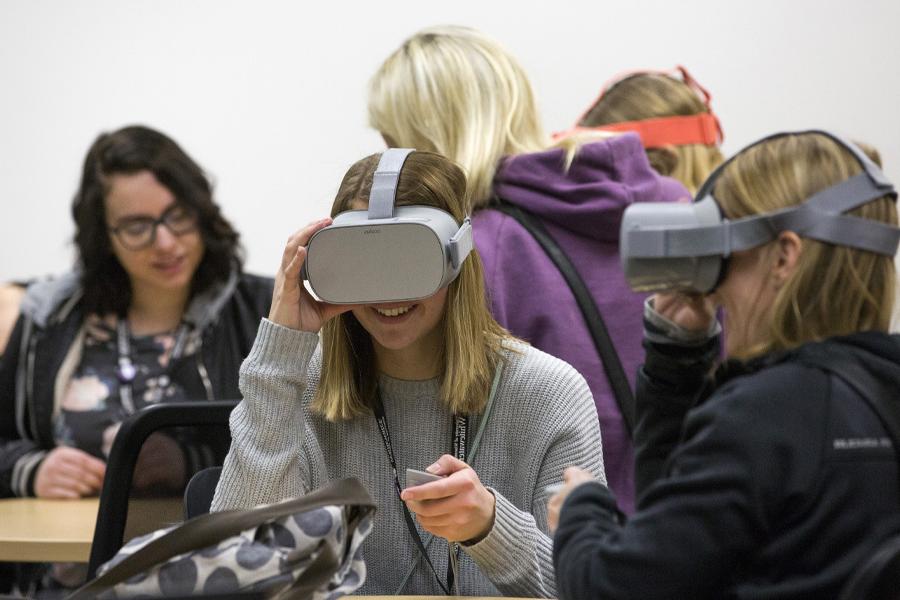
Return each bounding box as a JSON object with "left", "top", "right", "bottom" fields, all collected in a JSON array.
[{"left": 67, "top": 478, "right": 376, "bottom": 600}]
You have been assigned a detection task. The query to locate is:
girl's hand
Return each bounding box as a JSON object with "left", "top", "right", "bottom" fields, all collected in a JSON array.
[
  {"left": 269, "top": 218, "right": 356, "bottom": 332},
  {"left": 652, "top": 292, "right": 716, "bottom": 334},
  {"left": 34, "top": 446, "right": 106, "bottom": 499},
  {"left": 401, "top": 454, "right": 496, "bottom": 543},
  {"left": 547, "top": 466, "right": 596, "bottom": 533}
]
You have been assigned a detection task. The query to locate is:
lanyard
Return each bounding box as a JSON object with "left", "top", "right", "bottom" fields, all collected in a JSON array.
[
  {"left": 372, "top": 390, "right": 467, "bottom": 595},
  {"left": 115, "top": 319, "right": 189, "bottom": 414}
]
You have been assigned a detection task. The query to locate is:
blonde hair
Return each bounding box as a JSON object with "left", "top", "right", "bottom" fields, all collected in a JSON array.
[
  {"left": 580, "top": 73, "right": 725, "bottom": 194},
  {"left": 714, "top": 133, "right": 896, "bottom": 358},
  {"left": 314, "top": 151, "right": 510, "bottom": 420},
  {"left": 368, "top": 25, "right": 547, "bottom": 209}
]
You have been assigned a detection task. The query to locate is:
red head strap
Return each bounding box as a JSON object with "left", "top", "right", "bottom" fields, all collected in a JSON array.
[{"left": 554, "top": 65, "right": 724, "bottom": 149}]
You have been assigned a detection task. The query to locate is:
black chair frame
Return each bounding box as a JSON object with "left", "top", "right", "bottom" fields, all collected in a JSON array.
[{"left": 87, "top": 401, "right": 237, "bottom": 579}]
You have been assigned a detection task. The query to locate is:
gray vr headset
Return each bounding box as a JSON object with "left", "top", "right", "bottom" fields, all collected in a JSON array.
[
  {"left": 304, "top": 148, "right": 474, "bottom": 304},
  {"left": 621, "top": 130, "right": 899, "bottom": 293}
]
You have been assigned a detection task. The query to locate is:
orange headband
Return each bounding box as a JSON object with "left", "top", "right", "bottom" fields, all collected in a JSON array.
[{"left": 554, "top": 65, "right": 723, "bottom": 149}]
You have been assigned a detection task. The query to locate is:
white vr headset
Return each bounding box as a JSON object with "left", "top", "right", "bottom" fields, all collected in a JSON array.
[
  {"left": 304, "top": 148, "right": 474, "bottom": 304},
  {"left": 620, "top": 130, "right": 900, "bottom": 293}
]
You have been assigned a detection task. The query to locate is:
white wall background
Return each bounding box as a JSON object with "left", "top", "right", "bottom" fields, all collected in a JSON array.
[{"left": 2, "top": 0, "right": 899, "bottom": 284}]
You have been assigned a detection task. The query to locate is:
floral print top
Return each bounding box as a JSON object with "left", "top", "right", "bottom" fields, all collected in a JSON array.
[{"left": 53, "top": 315, "right": 200, "bottom": 459}]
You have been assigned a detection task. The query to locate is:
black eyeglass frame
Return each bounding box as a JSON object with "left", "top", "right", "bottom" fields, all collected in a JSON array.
[{"left": 107, "top": 203, "right": 199, "bottom": 251}]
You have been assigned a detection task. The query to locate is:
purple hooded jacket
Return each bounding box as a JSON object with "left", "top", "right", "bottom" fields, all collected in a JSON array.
[{"left": 473, "top": 133, "right": 690, "bottom": 514}]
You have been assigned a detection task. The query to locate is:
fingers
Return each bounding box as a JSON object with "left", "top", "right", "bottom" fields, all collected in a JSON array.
[
  {"left": 401, "top": 464, "right": 473, "bottom": 502},
  {"left": 547, "top": 494, "right": 563, "bottom": 532},
  {"left": 271, "top": 219, "right": 336, "bottom": 331},
  {"left": 35, "top": 447, "right": 107, "bottom": 498},
  {"left": 425, "top": 454, "right": 468, "bottom": 477},
  {"left": 56, "top": 447, "right": 106, "bottom": 481},
  {"left": 40, "top": 486, "right": 81, "bottom": 500},
  {"left": 59, "top": 450, "right": 106, "bottom": 489},
  {"left": 283, "top": 245, "right": 306, "bottom": 287},
  {"left": 279, "top": 218, "right": 332, "bottom": 273},
  {"left": 53, "top": 473, "right": 97, "bottom": 497},
  {"left": 563, "top": 466, "right": 594, "bottom": 485}
]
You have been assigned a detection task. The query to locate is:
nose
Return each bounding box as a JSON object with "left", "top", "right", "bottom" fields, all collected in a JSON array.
[{"left": 152, "top": 223, "right": 179, "bottom": 250}]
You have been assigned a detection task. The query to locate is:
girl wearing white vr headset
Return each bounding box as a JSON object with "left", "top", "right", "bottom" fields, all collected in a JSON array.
[
  {"left": 212, "top": 150, "right": 604, "bottom": 597},
  {"left": 549, "top": 131, "right": 900, "bottom": 598}
]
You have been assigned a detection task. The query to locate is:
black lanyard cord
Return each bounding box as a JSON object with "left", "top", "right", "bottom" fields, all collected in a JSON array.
[{"left": 372, "top": 391, "right": 466, "bottom": 595}]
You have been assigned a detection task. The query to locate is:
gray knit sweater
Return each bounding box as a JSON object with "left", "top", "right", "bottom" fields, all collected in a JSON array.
[{"left": 211, "top": 319, "right": 605, "bottom": 597}]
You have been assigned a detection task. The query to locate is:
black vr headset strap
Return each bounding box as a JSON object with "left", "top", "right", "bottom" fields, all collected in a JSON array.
[{"left": 493, "top": 200, "right": 636, "bottom": 436}]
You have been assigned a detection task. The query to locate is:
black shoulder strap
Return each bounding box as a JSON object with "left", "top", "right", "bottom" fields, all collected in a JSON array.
[{"left": 492, "top": 201, "right": 635, "bottom": 435}]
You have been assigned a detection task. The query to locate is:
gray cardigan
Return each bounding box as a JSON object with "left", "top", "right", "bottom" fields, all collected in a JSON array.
[{"left": 212, "top": 319, "right": 605, "bottom": 597}]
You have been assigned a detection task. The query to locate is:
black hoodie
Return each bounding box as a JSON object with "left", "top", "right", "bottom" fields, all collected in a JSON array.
[{"left": 553, "top": 331, "right": 900, "bottom": 599}]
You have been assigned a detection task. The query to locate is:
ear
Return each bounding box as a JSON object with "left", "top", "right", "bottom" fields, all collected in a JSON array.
[{"left": 772, "top": 231, "right": 803, "bottom": 288}]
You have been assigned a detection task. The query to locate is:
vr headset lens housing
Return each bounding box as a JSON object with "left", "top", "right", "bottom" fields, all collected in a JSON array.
[
  {"left": 620, "top": 130, "right": 900, "bottom": 294},
  {"left": 305, "top": 149, "right": 474, "bottom": 304},
  {"left": 621, "top": 197, "right": 726, "bottom": 293}
]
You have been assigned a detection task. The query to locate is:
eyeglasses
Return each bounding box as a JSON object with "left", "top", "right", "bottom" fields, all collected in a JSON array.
[{"left": 108, "top": 203, "right": 199, "bottom": 251}]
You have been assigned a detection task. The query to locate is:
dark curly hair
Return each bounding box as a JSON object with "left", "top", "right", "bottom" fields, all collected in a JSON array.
[{"left": 72, "top": 125, "right": 243, "bottom": 316}]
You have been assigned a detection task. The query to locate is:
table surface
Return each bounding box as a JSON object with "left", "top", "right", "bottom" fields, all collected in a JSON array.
[
  {"left": 0, "top": 496, "right": 183, "bottom": 564},
  {"left": 0, "top": 497, "right": 98, "bottom": 563}
]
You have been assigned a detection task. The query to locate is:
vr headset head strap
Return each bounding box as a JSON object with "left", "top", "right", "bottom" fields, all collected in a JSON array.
[
  {"left": 368, "top": 147, "right": 475, "bottom": 271},
  {"left": 368, "top": 148, "right": 415, "bottom": 220},
  {"left": 695, "top": 129, "right": 894, "bottom": 205},
  {"left": 556, "top": 65, "right": 723, "bottom": 147},
  {"left": 642, "top": 130, "right": 899, "bottom": 258}
]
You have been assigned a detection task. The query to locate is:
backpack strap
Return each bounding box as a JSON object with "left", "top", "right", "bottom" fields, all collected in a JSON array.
[
  {"left": 492, "top": 201, "right": 636, "bottom": 435},
  {"left": 801, "top": 352, "right": 900, "bottom": 469}
]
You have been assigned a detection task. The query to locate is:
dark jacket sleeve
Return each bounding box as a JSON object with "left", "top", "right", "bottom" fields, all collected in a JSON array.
[
  {"left": 0, "top": 316, "right": 44, "bottom": 497},
  {"left": 633, "top": 332, "right": 718, "bottom": 499}
]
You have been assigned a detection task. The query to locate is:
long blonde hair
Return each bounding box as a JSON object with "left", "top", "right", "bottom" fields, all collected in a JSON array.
[
  {"left": 714, "top": 133, "right": 896, "bottom": 358},
  {"left": 314, "top": 151, "right": 509, "bottom": 420},
  {"left": 580, "top": 73, "right": 724, "bottom": 194},
  {"left": 368, "top": 26, "right": 548, "bottom": 209}
]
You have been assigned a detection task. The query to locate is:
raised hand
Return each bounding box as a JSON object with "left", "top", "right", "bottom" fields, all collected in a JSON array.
[
  {"left": 547, "top": 466, "right": 596, "bottom": 533},
  {"left": 269, "top": 218, "right": 356, "bottom": 332},
  {"left": 652, "top": 292, "right": 717, "bottom": 334}
]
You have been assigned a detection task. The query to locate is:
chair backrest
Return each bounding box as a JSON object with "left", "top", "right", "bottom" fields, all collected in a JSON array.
[
  {"left": 183, "top": 466, "right": 223, "bottom": 520},
  {"left": 839, "top": 534, "right": 900, "bottom": 600},
  {"left": 87, "top": 401, "right": 237, "bottom": 580}
]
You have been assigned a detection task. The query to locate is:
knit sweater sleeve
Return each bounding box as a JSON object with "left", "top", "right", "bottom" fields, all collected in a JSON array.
[
  {"left": 463, "top": 347, "right": 606, "bottom": 598},
  {"left": 211, "top": 319, "right": 321, "bottom": 511}
]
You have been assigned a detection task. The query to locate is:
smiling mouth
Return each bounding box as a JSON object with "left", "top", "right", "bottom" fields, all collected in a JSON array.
[
  {"left": 373, "top": 305, "right": 413, "bottom": 317},
  {"left": 153, "top": 256, "right": 184, "bottom": 270}
]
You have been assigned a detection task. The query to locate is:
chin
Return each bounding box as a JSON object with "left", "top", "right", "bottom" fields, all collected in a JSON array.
[{"left": 370, "top": 333, "right": 416, "bottom": 352}]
